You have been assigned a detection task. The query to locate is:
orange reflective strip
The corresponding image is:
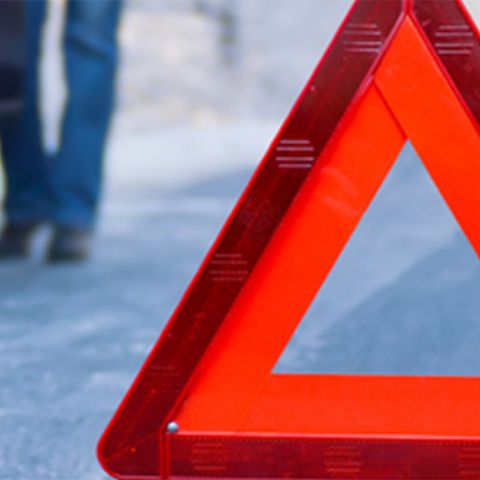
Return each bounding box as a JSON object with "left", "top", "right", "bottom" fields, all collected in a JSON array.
[
  {"left": 232, "top": 15, "right": 480, "bottom": 439},
  {"left": 375, "top": 16, "right": 480, "bottom": 257},
  {"left": 174, "top": 83, "right": 406, "bottom": 433},
  {"left": 240, "top": 374, "right": 480, "bottom": 437}
]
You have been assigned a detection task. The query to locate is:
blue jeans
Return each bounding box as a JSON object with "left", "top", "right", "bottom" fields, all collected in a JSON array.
[{"left": 0, "top": 0, "right": 122, "bottom": 229}]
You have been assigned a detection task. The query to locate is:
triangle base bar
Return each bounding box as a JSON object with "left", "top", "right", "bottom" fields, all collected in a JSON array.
[
  {"left": 169, "top": 435, "right": 480, "bottom": 480},
  {"left": 238, "top": 375, "right": 480, "bottom": 437}
]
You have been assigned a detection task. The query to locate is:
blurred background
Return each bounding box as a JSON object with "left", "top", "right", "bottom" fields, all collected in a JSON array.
[
  {"left": 43, "top": 0, "right": 480, "bottom": 127},
  {"left": 40, "top": 0, "right": 353, "bottom": 190},
  {"left": 43, "top": 0, "right": 352, "bottom": 131}
]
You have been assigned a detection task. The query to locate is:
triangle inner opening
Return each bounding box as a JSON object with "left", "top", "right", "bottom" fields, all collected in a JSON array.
[{"left": 275, "top": 141, "right": 480, "bottom": 376}]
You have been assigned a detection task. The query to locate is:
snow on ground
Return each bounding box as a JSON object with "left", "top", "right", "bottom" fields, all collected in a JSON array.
[{"left": 3, "top": 1, "right": 480, "bottom": 479}]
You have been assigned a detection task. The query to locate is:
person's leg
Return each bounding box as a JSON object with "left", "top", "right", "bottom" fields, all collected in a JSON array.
[
  {"left": 0, "top": 0, "right": 48, "bottom": 226},
  {"left": 48, "top": 0, "right": 122, "bottom": 230},
  {"left": 46, "top": 0, "right": 122, "bottom": 261},
  {"left": 0, "top": 0, "right": 48, "bottom": 257}
]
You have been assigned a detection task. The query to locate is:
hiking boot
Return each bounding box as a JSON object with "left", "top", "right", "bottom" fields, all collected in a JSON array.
[{"left": 47, "top": 225, "right": 92, "bottom": 263}]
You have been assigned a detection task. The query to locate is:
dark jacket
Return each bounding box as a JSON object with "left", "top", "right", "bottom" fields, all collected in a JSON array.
[{"left": 0, "top": 0, "right": 25, "bottom": 118}]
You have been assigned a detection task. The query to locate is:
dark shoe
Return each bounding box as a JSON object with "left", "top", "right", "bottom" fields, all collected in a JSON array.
[
  {"left": 47, "top": 226, "right": 92, "bottom": 263},
  {"left": 0, "top": 222, "right": 40, "bottom": 259}
]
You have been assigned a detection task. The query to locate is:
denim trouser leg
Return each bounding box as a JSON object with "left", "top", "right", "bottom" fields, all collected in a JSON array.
[
  {"left": 0, "top": 0, "right": 49, "bottom": 225},
  {"left": 48, "top": 0, "right": 122, "bottom": 229}
]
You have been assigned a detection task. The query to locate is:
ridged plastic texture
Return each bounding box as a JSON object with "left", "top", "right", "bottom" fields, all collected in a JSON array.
[
  {"left": 413, "top": 0, "right": 480, "bottom": 129},
  {"left": 169, "top": 435, "right": 480, "bottom": 480}
]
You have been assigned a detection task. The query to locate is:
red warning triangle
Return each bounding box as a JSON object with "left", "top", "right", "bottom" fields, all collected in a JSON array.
[{"left": 98, "top": 1, "right": 480, "bottom": 478}]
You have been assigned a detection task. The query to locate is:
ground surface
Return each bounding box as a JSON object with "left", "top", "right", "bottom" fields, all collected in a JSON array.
[{"left": 3, "top": 1, "right": 480, "bottom": 479}]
